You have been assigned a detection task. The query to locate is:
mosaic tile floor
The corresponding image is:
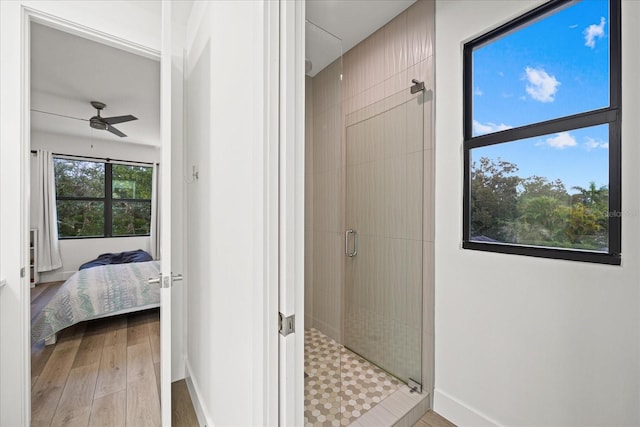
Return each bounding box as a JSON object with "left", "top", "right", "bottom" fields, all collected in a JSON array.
[{"left": 304, "top": 328, "right": 402, "bottom": 426}]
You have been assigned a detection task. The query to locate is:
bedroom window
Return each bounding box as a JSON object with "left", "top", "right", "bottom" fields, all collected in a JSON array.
[
  {"left": 463, "top": 0, "right": 621, "bottom": 264},
  {"left": 54, "top": 158, "right": 153, "bottom": 238}
]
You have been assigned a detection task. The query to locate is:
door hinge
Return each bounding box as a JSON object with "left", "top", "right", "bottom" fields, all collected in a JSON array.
[
  {"left": 279, "top": 313, "right": 295, "bottom": 337},
  {"left": 20, "top": 267, "right": 25, "bottom": 278}
]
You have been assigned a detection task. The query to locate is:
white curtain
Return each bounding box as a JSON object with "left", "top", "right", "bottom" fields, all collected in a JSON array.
[
  {"left": 149, "top": 163, "right": 161, "bottom": 259},
  {"left": 36, "top": 149, "right": 62, "bottom": 272}
]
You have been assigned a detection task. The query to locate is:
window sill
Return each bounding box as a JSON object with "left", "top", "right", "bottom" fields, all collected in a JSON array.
[{"left": 462, "top": 241, "right": 621, "bottom": 265}]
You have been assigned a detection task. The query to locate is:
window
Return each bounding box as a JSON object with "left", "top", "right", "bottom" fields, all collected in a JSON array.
[
  {"left": 463, "top": 0, "right": 621, "bottom": 264},
  {"left": 54, "top": 157, "right": 153, "bottom": 238}
]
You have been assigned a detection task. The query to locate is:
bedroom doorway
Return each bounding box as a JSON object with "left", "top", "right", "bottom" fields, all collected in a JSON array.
[{"left": 25, "top": 5, "right": 176, "bottom": 426}]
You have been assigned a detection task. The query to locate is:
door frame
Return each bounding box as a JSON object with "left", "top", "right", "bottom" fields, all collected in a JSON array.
[
  {"left": 16, "top": 7, "right": 164, "bottom": 425},
  {"left": 278, "top": 0, "right": 305, "bottom": 425}
]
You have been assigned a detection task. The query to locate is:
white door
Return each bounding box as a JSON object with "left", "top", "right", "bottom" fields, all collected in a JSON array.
[{"left": 159, "top": 2, "right": 173, "bottom": 425}]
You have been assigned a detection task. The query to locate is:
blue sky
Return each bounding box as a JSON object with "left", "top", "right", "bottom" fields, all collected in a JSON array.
[{"left": 472, "top": 0, "right": 610, "bottom": 191}]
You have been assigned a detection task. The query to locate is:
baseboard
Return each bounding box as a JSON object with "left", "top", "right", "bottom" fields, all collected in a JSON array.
[
  {"left": 39, "top": 270, "right": 74, "bottom": 283},
  {"left": 433, "top": 389, "right": 501, "bottom": 427},
  {"left": 185, "top": 359, "right": 213, "bottom": 427}
]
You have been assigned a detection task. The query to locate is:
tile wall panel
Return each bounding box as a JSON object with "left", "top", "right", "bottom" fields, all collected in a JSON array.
[
  {"left": 407, "top": 0, "right": 434, "bottom": 65},
  {"left": 384, "top": 103, "right": 408, "bottom": 159},
  {"left": 363, "top": 29, "right": 387, "bottom": 92},
  {"left": 313, "top": 169, "right": 341, "bottom": 233},
  {"left": 384, "top": 12, "right": 408, "bottom": 80},
  {"left": 407, "top": 151, "right": 424, "bottom": 240},
  {"left": 423, "top": 149, "right": 435, "bottom": 243}
]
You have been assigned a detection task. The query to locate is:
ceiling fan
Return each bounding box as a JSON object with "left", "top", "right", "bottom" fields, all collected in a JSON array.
[
  {"left": 88, "top": 101, "right": 137, "bottom": 137},
  {"left": 31, "top": 101, "right": 138, "bottom": 138}
]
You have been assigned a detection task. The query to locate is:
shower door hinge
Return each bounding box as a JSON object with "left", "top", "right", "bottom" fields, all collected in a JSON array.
[
  {"left": 20, "top": 267, "right": 25, "bottom": 278},
  {"left": 408, "top": 378, "right": 422, "bottom": 394},
  {"left": 279, "top": 312, "right": 295, "bottom": 337}
]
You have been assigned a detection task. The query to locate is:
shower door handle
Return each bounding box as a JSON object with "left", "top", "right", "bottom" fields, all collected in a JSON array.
[{"left": 345, "top": 229, "right": 358, "bottom": 257}]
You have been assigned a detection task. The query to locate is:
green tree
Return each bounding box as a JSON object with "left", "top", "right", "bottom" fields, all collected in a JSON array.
[
  {"left": 566, "top": 181, "right": 608, "bottom": 248},
  {"left": 520, "top": 175, "right": 569, "bottom": 201},
  {"left": 471, "top": 158, "right": 609, "bottom": 250},
  {"left": 54, "top": 159, "right": 152, "bottom": 237},
  {"left": 470, "top": 157, "right": 521, "bottom": 242},
  {"left": 564, "top": 203, "right": 604, "bottom": 246},
  {"left": 571, "top": 181, "right": 608, "bottom": 208}
]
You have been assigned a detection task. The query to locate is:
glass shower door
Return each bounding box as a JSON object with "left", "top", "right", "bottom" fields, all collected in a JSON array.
[{"left": 344, "top": 89, "right": 425, "bottom": 386}]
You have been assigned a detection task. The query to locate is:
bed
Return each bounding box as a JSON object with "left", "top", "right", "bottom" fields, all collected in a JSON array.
[{"left": 31, "top": 259, "right": 160, "bottom": 344}]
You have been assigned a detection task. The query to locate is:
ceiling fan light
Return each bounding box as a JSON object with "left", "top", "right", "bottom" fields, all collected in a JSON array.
[{"left": 90, "top": 118, "right": 107, "bottom": 130}]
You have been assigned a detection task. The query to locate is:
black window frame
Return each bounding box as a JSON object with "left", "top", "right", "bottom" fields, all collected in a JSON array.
[
  {"left": 462, "top": 0, "right": 622, "bottom": 265},
  {"left": 55, "top": 157, "right": 153, "bottom": 239}
]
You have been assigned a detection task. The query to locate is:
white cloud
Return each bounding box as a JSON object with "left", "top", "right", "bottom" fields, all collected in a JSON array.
[
  {"left": 525, "top": 67, "right": 560, "bottom": 102},
  {"left": 584, "top": 137, "right": 609, "bottom": 151},
  {"left": 584, "top": 17, "right": 606, "bottom": 48},
  {"left": 569, "top": 24, "right": 578, "bottom": 29},
  {"left": 474, "top": 87, "right": 483, "bottom": 96},
  {"left": 536, "top": 132, "right": 577, "bottom": 149},
  {"left": 473, "top": 120, "right": 512, "bottom": 135}
]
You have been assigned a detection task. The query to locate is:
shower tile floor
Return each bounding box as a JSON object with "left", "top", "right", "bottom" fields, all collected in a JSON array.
[{"left": 305, "top": 328, "right": 402, "bottom": 426}]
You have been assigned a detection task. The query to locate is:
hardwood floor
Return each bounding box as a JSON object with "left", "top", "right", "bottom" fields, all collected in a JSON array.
[
  {"left": 31, "top": 282, "right": 198, "bottom": 427},
  {"left": 414, "top": 410, "right": 457, "bottom": 427}
]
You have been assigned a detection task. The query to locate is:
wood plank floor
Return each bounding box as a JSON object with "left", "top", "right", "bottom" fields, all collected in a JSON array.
[
  {"left": 414, "top": 410, "right": 457, "bottom": 427},
  {"left": 31, "top": 282, "right": 198, "bottom": 427}
]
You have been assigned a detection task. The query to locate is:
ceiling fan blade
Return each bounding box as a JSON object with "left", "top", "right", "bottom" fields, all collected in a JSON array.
[
  {"left": 102, "top": 114, "right": 138, "bottom": 125},
  {"left": 31, "top": 109, "right": 89, "bottom": 121},
  {"left": 106, "top": 124, "right": 127, "bottom": 137}
]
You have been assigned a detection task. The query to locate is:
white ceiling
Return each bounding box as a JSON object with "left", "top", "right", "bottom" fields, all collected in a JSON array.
[
  {"left": 306, "top": 0, "right": 416, "bottom": 76},
  {"left": 30, "top": 22, "right": 161, "bottom": 146},
  {"left": 30, "top": 1, "right": 414, "bottom": 143}
]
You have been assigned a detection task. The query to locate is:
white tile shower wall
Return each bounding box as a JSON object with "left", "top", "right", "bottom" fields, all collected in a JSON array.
[{"left": 308, "top": 0, "right": 434, "bottom": 398}]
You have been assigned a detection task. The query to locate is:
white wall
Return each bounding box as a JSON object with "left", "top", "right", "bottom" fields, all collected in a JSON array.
[
  {"left": 184, "top": 1, "right": 272, "bottom": 425},
  {"left": 31, "top": 131, "right": 159, "bottom": 282},
  {"left": 434, "top": 1, "right": 640, "bottom": 426},
  {"left": 31, "top": 130, "right": 160, "bottom": 161}
]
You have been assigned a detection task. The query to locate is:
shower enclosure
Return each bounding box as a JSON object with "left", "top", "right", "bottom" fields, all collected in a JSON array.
[{"left": 305, "top": 19, "right": 426, "bottom": 426}]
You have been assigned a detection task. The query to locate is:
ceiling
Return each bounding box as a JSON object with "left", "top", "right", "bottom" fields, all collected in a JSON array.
[
  {"left": 30, "top": 1, "right": 414, "bottom": 143},
  {"left": 306, "top": 0, "right": 416, "bottom": 76},
  {"left": 30, "top": 22, "right": 161, "bottom": 146}
]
